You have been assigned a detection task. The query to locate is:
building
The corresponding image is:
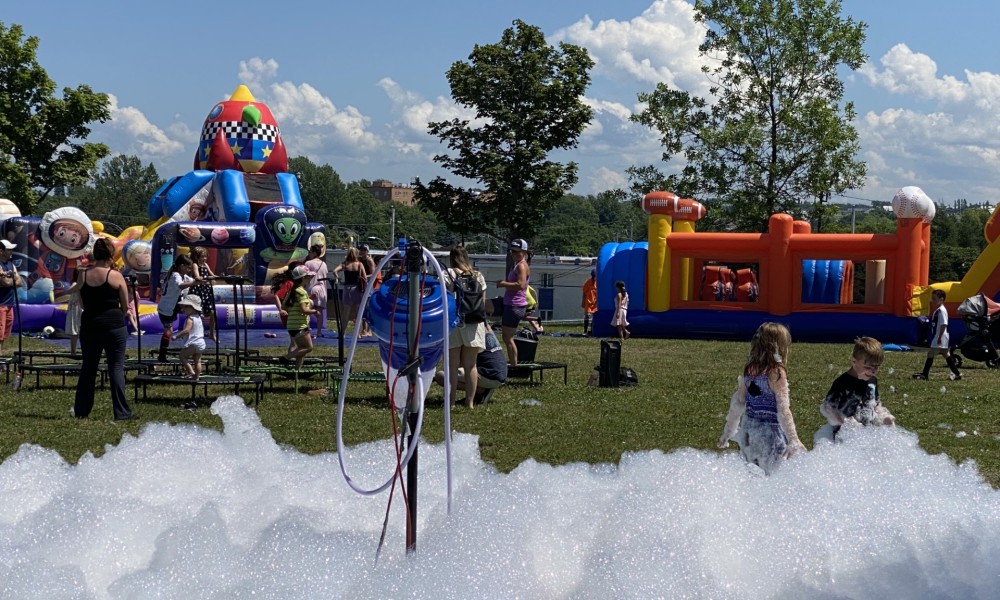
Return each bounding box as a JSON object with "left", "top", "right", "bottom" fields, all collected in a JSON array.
[{"left": 364, "top": 179, "right": 415, "bottom": 207}]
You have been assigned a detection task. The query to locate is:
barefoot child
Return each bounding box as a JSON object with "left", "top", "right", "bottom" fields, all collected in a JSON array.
[
  {"left": 718, "top": 322, "right": 806, "bottom": 475},
  {"left": 172, "top": 295, "right": 206, "bottom": 380},
  {"left": 156, "top": 255, "right": 195, "bottom": 362},
  {"left": 815, "top": 336, "right": 895, "bottom": 443}
]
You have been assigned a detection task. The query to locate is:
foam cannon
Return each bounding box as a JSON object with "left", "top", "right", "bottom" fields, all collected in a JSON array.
[{"left": 365, "top": 239, "right": 455, "bottom": 553}]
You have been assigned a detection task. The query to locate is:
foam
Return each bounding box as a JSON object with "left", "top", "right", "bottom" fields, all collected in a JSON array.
[{"left": 1, "top": 397, "right": 998, "bottom": 599}]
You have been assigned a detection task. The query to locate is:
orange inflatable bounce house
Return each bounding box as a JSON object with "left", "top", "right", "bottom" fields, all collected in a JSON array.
[{"left": 593, "top": 187, "right": 938, "bottom": 342}]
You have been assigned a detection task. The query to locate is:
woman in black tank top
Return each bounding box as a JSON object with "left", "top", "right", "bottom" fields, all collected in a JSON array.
[{"left": 72, "top": 238, "right": 139, "bottom": 421}]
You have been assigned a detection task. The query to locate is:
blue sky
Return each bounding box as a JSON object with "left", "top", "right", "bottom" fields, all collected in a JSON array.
[{"left": 7, "top": 0, "right": 1000, "bottom": 208}]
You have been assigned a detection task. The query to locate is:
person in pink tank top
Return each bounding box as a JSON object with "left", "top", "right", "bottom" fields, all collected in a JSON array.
[{"left": 495, "top": 239, "right": 530, "bottom": 365}]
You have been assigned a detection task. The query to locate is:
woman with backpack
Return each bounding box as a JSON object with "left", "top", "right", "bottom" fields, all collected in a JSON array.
[{"left": 445, "top": 246, "right": 486, "bottom": 408}]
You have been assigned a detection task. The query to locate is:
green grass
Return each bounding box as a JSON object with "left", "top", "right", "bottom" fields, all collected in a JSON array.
[{"left": 4, "top": 329, "right": 1000, "bottom": 487}]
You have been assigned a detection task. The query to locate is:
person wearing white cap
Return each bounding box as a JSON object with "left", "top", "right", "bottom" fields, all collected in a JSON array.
[
  {"left": 172, "top": 294, "right": 206, "bottom": 380},
  {"left": 280, "top": 265, "right": 319, "bottom": 369},
  {"left": 0, "top": 239, "right": 23, "bottom": 356},
  {"left": 495, "top": 238, "right": 531, "bottom": 365}
]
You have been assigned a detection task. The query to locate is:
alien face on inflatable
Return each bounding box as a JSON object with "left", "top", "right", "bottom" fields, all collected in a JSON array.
[{"left": 255, "top": 204, "right": 308, "bottom": 263}]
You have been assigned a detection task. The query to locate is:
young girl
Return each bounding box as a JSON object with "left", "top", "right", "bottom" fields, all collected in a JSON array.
[
  {"left": 612, "top": 280, "right": 630, "bottom": 341},
  {"left": 189, "top": 246, "right": 218, "bottom": 342},
  {"left": 172, "top": 295, "right": 205, "bottom": 380},
  {"left": 718, "top": 322, "right": 806, "bottom": 475},
  {"left": 304, "top": 244, "right": 329, "bottom": 337},
  {"left": 156, "top": 254, "right": 195, "bottom": 362},
  {"left": 280, "top": 266, "right": 319, "bottom": 369}
]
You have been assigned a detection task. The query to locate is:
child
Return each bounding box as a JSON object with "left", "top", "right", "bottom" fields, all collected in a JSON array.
[
  {"left": 171, "top": 295, "right": 205, "bottom": 380},
  {"left": 156, "top": 254, "right": 195, "bottom": 362},
  {"left": 612, "top": 280, "right": 630, "bottom": 342},
  {"left": 815, "top": 337, "right": 895, "bottom": 443},
  {"left": 189, "top": 246, "right": 218, "bottom": 342},
  {"left": 304, "top": 244, "right": 329, "bottom": 337},
  {"left": 582, "top": 269, "right": 597, "bottom": 335},
  {"left": 280, "top": 266, "right": 319, "bottom": 370},
  {"left": 718, "top": 322, "right": 806, "bottom": 475},
  {"left": 914, "top": 289, "right": 961, "bottom": 380}
]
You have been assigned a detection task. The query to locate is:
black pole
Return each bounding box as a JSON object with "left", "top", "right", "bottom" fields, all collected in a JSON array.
[
  {"left": 330, "top": 279, "right": 344, "bottom": 366},
  {"left": 225, "top": 277, "right": 242, "bottom": 373},
  {"left": 404, "top": 240, "right": 423, "bottom": 554},
  {"left": 241, "top": 277, "right": 249, "bottom": 361},
  {"left": 128, "top": 276, "right": 141, "bottom": 364}
]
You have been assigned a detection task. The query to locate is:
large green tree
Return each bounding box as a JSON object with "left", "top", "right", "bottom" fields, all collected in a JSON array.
[
  {"left": 631, "top": 0, "right": 867, "bottom": 232},
  {"left": 0, "top": 22, "right": 111, "bottom": 215},
  {"left": 288, "top": 156, "right": 347, "bottom": 226},
  {"left": 89, "top": 155, "right": 161, "bottom": 224},
  {"left": 415, "top": 19, "right": 594, "bottom": 243}
]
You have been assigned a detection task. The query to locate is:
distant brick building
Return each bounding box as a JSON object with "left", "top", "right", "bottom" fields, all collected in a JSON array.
[{"left": 364, "top": 179, "right": 415, "bottom": 207}]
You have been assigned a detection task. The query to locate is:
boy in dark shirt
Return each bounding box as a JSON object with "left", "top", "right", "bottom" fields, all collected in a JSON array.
[{"left": 815, "top": 336, "right": 895, "bottom": 443}]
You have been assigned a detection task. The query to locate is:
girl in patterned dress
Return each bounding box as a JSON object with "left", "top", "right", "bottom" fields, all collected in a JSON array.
[
  {"left": 189, "top": 246, "right": 218, "bottom": 342},
  {"left": 718, "top": 322, "right": 806, "bottom": 475}
]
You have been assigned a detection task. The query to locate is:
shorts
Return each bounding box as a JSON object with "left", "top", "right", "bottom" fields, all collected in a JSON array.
[
  {"left": 449, "top": 321, "right": 486, "bottom": 350},
  {"left": 457, "top": 366, "right": 502, "bottom": 390},
  {"left": 288, "top": 328, "right": 309, "bottom": 339},
  {"left": 502, "top": 304, "right": 526, "bottom": 329},
  {"left": 158, "top": 307, "right": 178, "bottom": 327},
  {"left": 0, "top": 305, "right": 12, "bottom": 341}
]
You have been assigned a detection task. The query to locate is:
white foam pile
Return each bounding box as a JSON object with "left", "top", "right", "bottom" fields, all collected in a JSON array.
[{"left": 1, "top": 396, "right": 999, "bottom": 599}]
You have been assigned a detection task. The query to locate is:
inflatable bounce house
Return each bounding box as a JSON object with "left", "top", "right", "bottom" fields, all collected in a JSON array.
[
  {"left": 590, "top": 186, "right": 981, "bottom": 343},
  {"left": 0, "top": 85, "right": 325, "bottom": 334}
]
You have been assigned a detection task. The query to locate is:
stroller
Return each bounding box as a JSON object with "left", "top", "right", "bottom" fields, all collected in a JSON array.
[{"left": 954, "top": 293, "right": 1000, "bottom": 368}]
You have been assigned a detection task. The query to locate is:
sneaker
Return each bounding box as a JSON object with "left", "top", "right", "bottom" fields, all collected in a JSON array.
[
  {"left": 949, "top": 373, "right": 962, "bottom": 381},
  {"left": 912, "top": 373, "right": 928, "bottom": 380},
  {"left": 475, "top": 388, "right": 496, "bottom": 405}
]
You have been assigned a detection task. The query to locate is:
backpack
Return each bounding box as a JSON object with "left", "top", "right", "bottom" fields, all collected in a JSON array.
[{"left": 452, "top": 269, "right": 486, "bottom": 324}]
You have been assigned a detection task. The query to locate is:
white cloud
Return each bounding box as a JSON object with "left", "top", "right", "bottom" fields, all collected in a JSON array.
[
  {"left": 554, "top": 0, "right": 708, "bottom": 95},
  {"left": 238, "top": 57, "right": 280, "bottom": 92},
  {"left": 104, "top": 94, "right": 186, "bottom": 158},
  {"left": 583, "top": 166, "right": 628, "bottom": 195},
  {"left": 859, "top": 44, "right": 967, "bottom": 104},
  {"left": 854, "top": 43, "right": 1000, "bottom": 203}
]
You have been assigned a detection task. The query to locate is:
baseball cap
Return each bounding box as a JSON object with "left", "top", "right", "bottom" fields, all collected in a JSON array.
[
  {"left": 0, "top": 239, "right": 15, "bottom": 250},
  {"left": 358, "top": 242, "right": 370, "bottom": 251},
  {"left": 177, "top": 294, "right": 203, "bottom": 313},
  {"left": 291, "top": 266, "right": 314, "bottom": 279},
  {"left": 510, "top": 239, "right": 528, "bottom": 251}
]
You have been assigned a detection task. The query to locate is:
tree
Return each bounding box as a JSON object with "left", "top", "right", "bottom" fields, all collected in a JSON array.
[
  {"left": 0, "top": 22, "right": 111, "bottom": 215},
  {"left": 86, "top": 155, "right": 161, "bottom": 223},
  {"left": 288, "top": 156, "right": 346, "bottom": 226},
  {"left": 415, "top": 19, "right": 594, "bottom": 242},
  {"left": 630, "top": 0, "right": 867, "bottom": 232},
  {"left": 533, "top": 195, "right": 603, "bottom": 256}
]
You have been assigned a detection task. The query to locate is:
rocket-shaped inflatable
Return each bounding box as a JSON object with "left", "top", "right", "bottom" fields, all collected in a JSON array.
[{"left": 194, "top": 85, "right": 288, "bottom": 174}]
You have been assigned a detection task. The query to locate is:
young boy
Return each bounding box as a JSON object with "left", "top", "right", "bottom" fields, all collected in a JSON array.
[
  {"left": 171, "top": 295, "right": 206, "bottom": 380},
  {"left": 815, "top": 336, "right": 895, "bottom": 443},
  {"left": 913, "top": 289, "right": 962, "bottom": 381}
]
